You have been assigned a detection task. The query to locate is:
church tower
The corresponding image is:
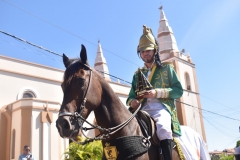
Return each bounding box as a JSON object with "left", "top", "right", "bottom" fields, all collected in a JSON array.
[
  {"left": 94, "top": 40, "right": 111, "bottom": 81},
  {"left": 157, "top": 7, "right": 207, "bottom": 142}
]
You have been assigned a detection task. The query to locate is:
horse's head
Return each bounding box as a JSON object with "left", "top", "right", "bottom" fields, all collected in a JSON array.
[{"left": 56, "top": 44, "right": 101, "bottom": 138}]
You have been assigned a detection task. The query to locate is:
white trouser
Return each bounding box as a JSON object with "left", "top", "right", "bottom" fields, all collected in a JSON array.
[{"left": 142, "top": 98, "right": 172, "bottom": 140}]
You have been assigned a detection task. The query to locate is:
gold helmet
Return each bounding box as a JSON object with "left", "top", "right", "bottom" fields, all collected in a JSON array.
[{"left": 137, "top": 25, "right": 158, "bottom": 52}]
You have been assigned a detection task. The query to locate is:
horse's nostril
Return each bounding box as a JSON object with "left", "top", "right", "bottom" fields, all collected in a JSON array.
[
  {"left": 63, "top": 119, "right": 70, "bottom": 130},
  {"left": 56, "top": 120, "right": 61, "bottom": 129}
]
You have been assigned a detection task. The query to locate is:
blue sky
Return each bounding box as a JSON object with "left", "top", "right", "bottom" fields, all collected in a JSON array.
[{"left": 1, "top": 0, "right": 240, "bottom": 152}]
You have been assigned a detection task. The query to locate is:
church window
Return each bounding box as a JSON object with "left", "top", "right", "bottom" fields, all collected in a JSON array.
[
  {"left": 184, "top": 72, "right": 191, "bottom": 91},
  {"left": 22, "top": 91, "right": 36, "bottom": 98}
]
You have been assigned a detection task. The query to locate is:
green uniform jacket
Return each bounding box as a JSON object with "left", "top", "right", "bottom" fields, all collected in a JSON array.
[{"left": 126, "top": 63, "right": 183, "bottom": 136}]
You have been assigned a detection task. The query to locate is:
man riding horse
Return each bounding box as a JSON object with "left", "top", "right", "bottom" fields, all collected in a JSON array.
[{"left": 127, "top": 25, "right": 183, "bottom": 160}]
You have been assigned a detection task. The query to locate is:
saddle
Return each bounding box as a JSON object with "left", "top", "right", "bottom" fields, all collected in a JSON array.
[
  {"left": 135, "top": 110, "right": 160, "bottom": 147},
  {"left": 136, "top": 111, "right": 185, "bottom": 160}
]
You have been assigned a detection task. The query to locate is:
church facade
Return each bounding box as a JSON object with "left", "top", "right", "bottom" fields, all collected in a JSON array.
[
  {"left": 158, "top": 8, "right": 206, "bottom": 141},
  {"left": 0, "top": 8, "right": 206, "bottom": 160}
]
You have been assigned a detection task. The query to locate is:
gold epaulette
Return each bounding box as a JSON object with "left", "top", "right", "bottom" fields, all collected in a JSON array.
[{"left": 134, "top": 67, "right": 147, "bottom": 74}]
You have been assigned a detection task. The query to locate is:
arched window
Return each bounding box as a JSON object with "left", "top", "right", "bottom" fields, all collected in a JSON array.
[
  {"left": 17, "top": 88, "right": 38, "bottom": 100},
  {"left": 22, "top": 91, "right": 36, "bottom": 98},
  {"left": 184, "top": 72, "right": 191, "bottom": 91},
  {"left": 11, "top": 129, "right": 15, "bottom": 159}
]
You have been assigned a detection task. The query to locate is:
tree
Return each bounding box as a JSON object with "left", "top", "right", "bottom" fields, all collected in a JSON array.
[
  {"left": 211, "top": 154, "right": 220, "bottom": 160},
  {"left": 219, "top": 153, "right": 234, "bottom": 160},
  {"left": 236, "top": 140, "right": 240, "bottom": 148}
]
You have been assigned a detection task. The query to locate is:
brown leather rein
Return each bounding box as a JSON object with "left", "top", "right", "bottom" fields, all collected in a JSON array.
[{"left": 58, "top": 65, "right": 143, "bottom": 145}]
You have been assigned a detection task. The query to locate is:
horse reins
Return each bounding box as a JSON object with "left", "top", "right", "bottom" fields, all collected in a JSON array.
[
  {"left": 69, "top": 105, "right": 142, "bottom": 145},
  {"left": 58, "top": 64, "right": 143, "bottom": 145}
]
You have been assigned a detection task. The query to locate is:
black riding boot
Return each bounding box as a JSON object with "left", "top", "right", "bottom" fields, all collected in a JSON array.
[{"left": 160, "top": 139, "right": 173, "bottom": 160}]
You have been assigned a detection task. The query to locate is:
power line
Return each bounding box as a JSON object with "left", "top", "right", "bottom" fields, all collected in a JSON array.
[
  {"left": 190, "top": 105, "right": 239, "bottom": 149},
  {"left": 194, "top": 107, "right": 238, "bottom": 135},
  {"left": 97, "top": 70, "right": 131, "bottom": 85},
  {"left": 2, "top": 0, "right": 239, "bottom": 151},
  {"left": 4, "top": 0, "right": 240, "bottom": 116},
  {"left": 176, "top": 100, "right": 240, "bottom": 121},
  {"left": 202, "top": 114, "right": 239, "bottom": 149},
  {"left": 202, "top": 114, "right": 237, "bottom": 137},
  {"left": 1, "top": 38, "right": 62, "bottom": 63},
  {"left": 2, "top": 0, "right": 140, "bottom": 67},
  {"left": 1, "top": 29, "right": 240, "bottom": 122},
  {"left": 189, "top": 98, "right": 239, "bottom": 149},
  {"left": 224, "top": 136, "right": 240, "bottom": 149},
  {"left": 200, "top": 94, "right": 240, "bottom": 114},
  {"left": 2, "top": 0, "right": 240, "bottom": 118},
  {"left": 0, "top": 30, "right": 62, "bottom": 57}
]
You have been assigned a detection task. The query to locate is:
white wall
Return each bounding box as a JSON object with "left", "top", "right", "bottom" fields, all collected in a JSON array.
[
  {"left": 0, "top": 55, "right": 64, "bottom": 109},
  {"left": 0, "top": 54, "right": 131, "bottom": 160},
  {"left": 0, "top": 55, "right": 131, "bottom": 109},
  {"left": 31, "top": 110, "right": 42, "bottom": 160},
  {"left": 177, "top": 61, "right": 203, "bottom": 135},
  {"left": 11, "top": 110, "right": 21, "bottom": 160}
]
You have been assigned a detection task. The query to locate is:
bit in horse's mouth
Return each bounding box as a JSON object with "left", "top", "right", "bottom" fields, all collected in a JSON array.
[{"left": 56, "top": 118, "right": 80, "bottom": 138}]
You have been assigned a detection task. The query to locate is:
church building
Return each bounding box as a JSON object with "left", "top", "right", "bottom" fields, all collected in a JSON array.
[{"left": 0, "top": 7, "right": 206, "bottom": 160}]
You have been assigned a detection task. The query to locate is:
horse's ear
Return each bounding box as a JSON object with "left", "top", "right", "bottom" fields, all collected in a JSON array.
[
  {"left": 63, "top": 53, "right": 70, "bottom": 68},
  {"left": 80, "top": 44, "right": 88, "bottom": 64}
]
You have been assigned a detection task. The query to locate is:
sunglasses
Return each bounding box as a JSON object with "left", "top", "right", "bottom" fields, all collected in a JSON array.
[{"left": 25, "top": 149, "right": 30, "bottom": 151}]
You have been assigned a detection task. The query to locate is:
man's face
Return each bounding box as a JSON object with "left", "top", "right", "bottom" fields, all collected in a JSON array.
[
  {"left": 23, "top": 147, "right": 30, "bottom": 155},
  {"left": 140, "top": 50, "right": 155, "bottom": 63}
]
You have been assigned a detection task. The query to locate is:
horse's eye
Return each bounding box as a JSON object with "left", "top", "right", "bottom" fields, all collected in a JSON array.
[{"left": 80, "top": 70, "right": 84, "bottom": 75}]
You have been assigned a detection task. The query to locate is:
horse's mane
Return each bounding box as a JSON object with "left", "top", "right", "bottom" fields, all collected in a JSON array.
[{"left": 63, "top": 57, "right": 123, "bottom": 102}]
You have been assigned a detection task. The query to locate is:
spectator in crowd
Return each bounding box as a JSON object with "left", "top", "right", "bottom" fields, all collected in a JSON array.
[{"left": 18, "top": 145, "right": 34, "bottom": 160}]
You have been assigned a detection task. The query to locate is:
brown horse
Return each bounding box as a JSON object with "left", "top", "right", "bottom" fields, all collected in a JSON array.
[{"left": 56, "top": 45, "right": 182, "bottom": 160}]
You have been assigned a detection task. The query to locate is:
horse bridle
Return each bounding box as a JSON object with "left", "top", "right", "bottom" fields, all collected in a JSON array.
[
  {"left": 58, "top": 64, "right": 144, "bottom": 145},
  {"left": 58, "top": 63, "right": 93, "bottom": 140}
]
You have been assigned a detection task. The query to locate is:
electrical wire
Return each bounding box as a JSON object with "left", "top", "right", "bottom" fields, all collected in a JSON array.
[
  {"left": 176, "top": 100, "right": 240, "bottom": 122},
  {"left": 2, "top": 0, "right": 240, "bottom": 115},
  {"left": 2, "top": 0, "right": 140, "bottom": 67},
  {"left": 2, "top": 0, "right": 240, "bottom": 152},
  {"left": 195, "top": 107, "right": 238, "bottom": 135},
  {"left": 200, "top": 94, "right": 240, "bottom": 114},
  {"left": 3, "top": 1, "right": 240, "bottom": 117},
  {"left": 193, "top": 107, "right": 239, "bottom": 150},
  {"left": 0, "top": 38, "right": 62, "bottom": 63},
  {"left": 0, "top": 30, "right": 62, "bottom": 57},
  {"left": 1, "top": 29, "right": 240, "bottom": 122},
  {"left": 224, "top": 136, "right": 240, "bottom": 149}
]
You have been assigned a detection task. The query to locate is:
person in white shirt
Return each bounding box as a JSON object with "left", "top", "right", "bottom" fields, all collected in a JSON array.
[{"left": 18, "top": 145, "right": 34, "bottom": 160}]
